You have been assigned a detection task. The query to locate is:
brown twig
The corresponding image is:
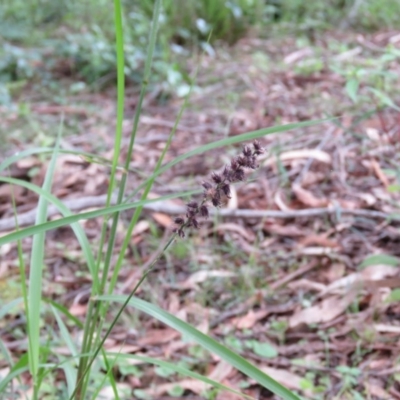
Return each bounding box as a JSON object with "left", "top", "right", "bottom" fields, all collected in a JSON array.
[{"left": 1, "top": 195, "right": 399, "bottom": 232}]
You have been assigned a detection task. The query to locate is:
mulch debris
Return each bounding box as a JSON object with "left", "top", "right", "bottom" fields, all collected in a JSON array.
[{"left": 1, "top": 30, "right": 400, "bottom": 399}]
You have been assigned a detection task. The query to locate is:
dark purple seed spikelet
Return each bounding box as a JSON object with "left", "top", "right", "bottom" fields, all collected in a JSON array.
[
  {"left": 253, "top": 140, "right": 264, "bottom": 155},
  {"left": 234, "top": 168, "right": 245, "bottom": 181},
  {"left": 212, "top": 172, "right": 222, "bottom": 184},
  {"left": 237, "top": 155, "right": 247, "bottom": 167},
  {"left": 247, "top": 156, "right": 258, "bottom": 169},
  {"left": 212, "top": 195, "right": 221, "bottom": 207},
  {"left": 186, "top": 208, "right": 196, "bottom": 218},
  {"left": 200, "top": 205, "right": 209, "bottom": 218},
  {"left": 221, "top": 183, "right": 231, "bottom": 198},
  {"left": 230, "top": 158, "right": 239, "bottom": 170},
  {"left": 243, "top": 145, "right": 252, "bottom": 157},
  {"left": 187, "top": 201, "right": 198, "bottom": 209},
  {"left": 174, "top": 217, "right": 185, "bottom": 224}
]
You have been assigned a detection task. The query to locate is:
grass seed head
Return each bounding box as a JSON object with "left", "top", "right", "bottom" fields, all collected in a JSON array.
[{"left": 173, "top": 140, "right": 263, "bottom": 237}]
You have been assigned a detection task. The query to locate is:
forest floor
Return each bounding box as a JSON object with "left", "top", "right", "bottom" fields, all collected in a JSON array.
[{"left": 2, "top": 30, "right": 400, "bottom": 399}]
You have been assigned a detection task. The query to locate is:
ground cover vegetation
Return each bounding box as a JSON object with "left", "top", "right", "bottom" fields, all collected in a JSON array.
[{"left": 1, "top": 0, "right": 400, "bottom": 399}]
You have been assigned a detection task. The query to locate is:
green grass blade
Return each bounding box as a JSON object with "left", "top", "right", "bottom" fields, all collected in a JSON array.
[
  {"left": 51, "top": 306, "right": 78, "bottom": 397},
  {"left": 0, "top": 148, "right": 54, "bottom": 172},
  {"left": 60, "top": 361, "right": 77, "bottom": 399},
  {"left": 43, "top": 298, "right": 84, "bottom": 329},
  {"left": 75, "top": 2, "right": 126, "bottom": 396},
  {"left": 0, "top": 338, "right": 13, "bottom": 368},
  {"left": 28, "top": 133, "right": 61, "bottom": 385},
  {"left": 98, "top": 295, "right": 301, "bottom": 400},
  {"left": 107, "top": 352, "right": 256, "bottom": 400},
  {"left": 0, "top": 186, "right": 198, "bottom": 246},
  {"left": 106, "top": 0, "right": 125, "bottom": 209},
  {"left": 101, "top": 0, "right": 163, "bottom": 295},
  {"left": 155, "top": 119, "right": 330, "bottom": 178},
  {"left": 124, "top": 118, "right": 331, "bottom": 204},
  {"left": 51, "top": 306, "right": 78, "bottom": 360},
  {"left": 0, "top": 148, "right": 117, "bottom": 173},
  {"left": 0, "top": 176, "right": 98, "bottom": 287},
  {"left": 0, "top": 366, "right": 30, "bottom": 393},
  {"left": 90, "top": 351, "right": 120, "bottom": 400}
]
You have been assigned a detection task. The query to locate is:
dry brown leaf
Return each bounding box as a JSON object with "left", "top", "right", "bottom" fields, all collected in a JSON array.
[
  {"left": 299, "top": 234, "right": 338, "bottom": 248},
  {"left": 196, "top": 318, "right": 210, "bottom": 335},
  {"left": 366, "top": 127, "right": 381, "bottom": 142},
  {"left": 370, "top": 158, "right": 390, "bottom": 187},
  {"left": 259, "top": 366, "right": 303, "bottom": 391},
  {"left": 168, "top": 292, "right": 181, "bottom": 314},
  {"left": 368, "top": 358, "right": 393, "bottom": 370},
  {"left": 271, "top": 260, "right": 320, "bottom": 290},
  {"left": 145, "top": 361, "right": 237, "bottom": 397},
  {"left": 184, "top": 302, "right": 212, "bottom": 316},
  {"left": 364, "top": 382, "right": 391, "bottom": 399},
  {"left": 137, "top": 328, "right": 180, "bottom": 346},
  {"left": 336, "top": 46, "right": 362, "bottom": 61},
  {"left": 374, "top": 324, "right": 400, "bottom": 333},
  {"left": 182, "top": 270, "right": 236, "bottom": 289},
  {"left": 152, "top": 212, "right": 173, "bottom": 228},
  {"left": 362, "top": 264, "right": 398, "bottom": 280},
  {"left": 284, "top": 47, "right": 313, "bottom": 64},
  {"left": 132, "top": 220, "right": 149, "bottom": 236},
  {"left": 264, "top": 222, "right": 305, "bottom": 237},
  {"left": 301, "top": 171, "right": 325, "bottom": 187},
  {"left": 63, "top": 171, "right": 85, "bottom": 188},
  {"left": 263, "top": 149, "right": 331, "bottom": 168},
  {"left": 164, "top": 340, "right": 188, "bottom": 358},
  {"left": 292, "top": 183, "right": 328, "bottom": 207},
  {"left": 0, "top": 263, "right": 9, "bottom": 279},
  {"left": 299, "top": 247, "right": 335, "bottom": 256},
  {"left": 289, "top": 291, "right": 356, "bottom": 328},
  {"left": 321, "top": 264, "right": 398, "bottom": 296},
  {"left": 288, "top": 279, "right": 327, "bottom": 292},
  {"left": 208, "top": 360, "right": 234, "bottom": 382},
  {"left": 0, "top": 184, "right": 24, "bottom": 201},
  {"left": 323, "top": 263, "right": 346, "bottom": 283},
  {"left": 145, "top": 379, "right": 208, "bottom": 397},
  {"left": 216, "top": 391, "right": 246, "bottom": 400},
  {"left": 355, "top": 192, "right": 376, "bottom": 206},
  {"left": 274, "top": 190, "right": 290, "bottom": 211},
  {"left": 372, "top": 187, "right": 392, "bottom": 202},
  {"left": 16, "top": 156, "right": 40, "bottom": 169},
  {"left": 83, "top": 164, "right": 107, "bottom": 194},
  {"left": 260, "top": 237, "right": 277, "bottom": 248},
  {"left": 69, "top": 303, "right": 88, "bottom": 317},
  {"left": 232, "top": 309, "right": 270, "bottom": 329},
  {"left": 216, "top": 223, "right": 255, "bottom": 241}
]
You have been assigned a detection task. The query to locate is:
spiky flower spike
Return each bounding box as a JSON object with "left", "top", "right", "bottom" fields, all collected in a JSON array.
[{"left": 173, "top": 140, "right": 264, "bottom": 238}]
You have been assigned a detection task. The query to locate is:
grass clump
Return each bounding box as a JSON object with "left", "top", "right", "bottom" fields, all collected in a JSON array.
[
  {"left": 1, "top": 0, "right": 399, "bottom": 101},
  {"left": 0, "top": 0, "right": 314, "bottom": 398}
]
